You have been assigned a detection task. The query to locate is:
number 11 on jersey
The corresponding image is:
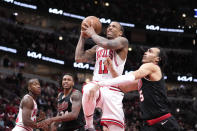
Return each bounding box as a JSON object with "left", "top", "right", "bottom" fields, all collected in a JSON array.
[{"left": 98, "top": 60, "right": 108, "bottom": 74}]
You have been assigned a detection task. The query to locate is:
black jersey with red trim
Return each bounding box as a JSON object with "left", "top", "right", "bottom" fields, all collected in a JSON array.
[
  {"left": 57, "top": 88, "right": 85, "bottom": 130},
  {"left": 138, "top": 76, "right": 170, "bottom": 120}
]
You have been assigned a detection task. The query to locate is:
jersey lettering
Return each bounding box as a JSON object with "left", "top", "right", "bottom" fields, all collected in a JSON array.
[
  {"left": 98, "top": 60, "right": 108, "bottom": 74},
  {"left": 139, "top": 90, "right": 144, "bottom": 102},
  {"left": 58, "top": 101, "right": 68, "bottom": 112},
  {"left": 32, "top": 109, "right": 37, "bottom": 117},
  {"left": 16, "top": 117, "right": 19, "bottom": 123},
  {"left": 96, "top": 49, "right": 113, "bottom": 60}
]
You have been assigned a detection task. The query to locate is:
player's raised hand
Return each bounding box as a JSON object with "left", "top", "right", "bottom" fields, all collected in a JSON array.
[
  {"left": 82, "top": 21, "right": 96, "bottom": 38},
  {"left": 81, "top": 22, "right": 89, "bottom": 30},
  {"left": 104, "top": 57, "right": 113, "bottom": 70},
  {"left": 81, "top": 22, "right": 89, "bottom": 38},
  {"left": 104, "top": 57, "right": 119, "bottom": 78}
]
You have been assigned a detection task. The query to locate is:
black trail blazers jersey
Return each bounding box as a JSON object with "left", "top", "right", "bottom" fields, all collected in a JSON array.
[
  {"left": 138, "top": 76, "right": 170, "bottom": 120},
  {"left": 57, "top": 88, "right": 85, "bottom": 130}
]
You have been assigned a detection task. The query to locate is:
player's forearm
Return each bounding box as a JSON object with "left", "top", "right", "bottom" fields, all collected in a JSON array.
[
  {"left": 109, "top": 67, "right": 119, "bottom": 78},
  {"left": 75, "top": 35, "right": 86, "bottom": 62},
  {"left": 98, "top": 72, "right": 135, "bottom": 86},
  {"left": 23, "top": 120, "right": 38, "bottom": 128},
  {"left": 91, "top": 34, "right": 114, "bottom": 49},
  {"left": 52, "top": 113, "right": 78, "bottom": 123},
  {"left": 36, "top": 114, "right": 45, "bottom": 122}
]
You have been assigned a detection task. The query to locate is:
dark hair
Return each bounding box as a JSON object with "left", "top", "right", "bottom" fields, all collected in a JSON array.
[
  {"left": 28, "top": 78, "right": 39, "bottom": 84},
  {"left": 28, "top": 78, "right": 39, "bottom": 88},
  {"left": 63, "top": 73, "right": 75, "bottom": 81},
  {"left": 109, "top": 21, "right": 125, "bottom": 36},
  {"left": 117, "top": 22, "right": 124, "bottom": 35},
  {"left": 157, "top": 47, "right": 167, "bottom": 71},
  {"left": 58, "top": 73, "right": 75, "bottom": 89}
]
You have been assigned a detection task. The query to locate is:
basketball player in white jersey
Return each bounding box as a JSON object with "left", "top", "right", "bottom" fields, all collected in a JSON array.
[
  {"left": 75, "top": 21, "right": 129, "bottom": 131},
  {"left": 12, "top": 79, "right": 51, "bottom": 131}
]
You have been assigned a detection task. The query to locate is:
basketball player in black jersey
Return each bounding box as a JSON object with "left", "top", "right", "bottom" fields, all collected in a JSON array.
[
  {"left": 89, "top": 47, "right": 180, "bottom": 131},
  {"left": 48, "top": 73, "right": 85, "bottom": 131}
]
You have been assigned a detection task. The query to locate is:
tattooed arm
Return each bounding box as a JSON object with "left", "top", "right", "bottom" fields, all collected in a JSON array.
[{"left": 75, "top": 34, "right": 97, "bottom": 63}]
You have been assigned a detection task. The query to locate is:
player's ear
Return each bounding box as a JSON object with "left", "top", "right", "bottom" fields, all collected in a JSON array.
[
  {"left": 155, "top": 57, "right": 161, "bottom": 63},
  {"left": 28, "top": 86, "right": 31, "bottom": 92},
  {"left": 119, "top": 31, "right": 123, "bottom": 36}
]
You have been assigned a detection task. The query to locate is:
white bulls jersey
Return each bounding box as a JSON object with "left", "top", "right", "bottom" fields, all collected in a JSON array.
[
  {"left": 93, "top": 47, "right": 126, "bottom": 81},
  {"left": 13, "top": 94, "right": 37, "bottom": 131}
]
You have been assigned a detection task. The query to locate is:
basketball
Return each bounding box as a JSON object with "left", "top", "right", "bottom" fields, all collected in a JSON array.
[{"left": 81, "top": 16, "right": 102, "bottom": 38}]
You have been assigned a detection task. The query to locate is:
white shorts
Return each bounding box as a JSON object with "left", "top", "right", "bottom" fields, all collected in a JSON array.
[
  {"left": 12, "top": 125, "right": 33, "bottom": 131},
  {"left": 103, "top": 122, "right": 124, "bottom": 131},
  {"left": 83, "top": 82, "right": 125, "bottom": 129}
]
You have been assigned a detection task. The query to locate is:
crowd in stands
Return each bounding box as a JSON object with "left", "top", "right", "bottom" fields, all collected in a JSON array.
[
  {"left": 37, "top": 0, "right": 195, "bottom": 27},
  {"left": 127, "top": 45, "right": 194, "bottom": 76},
  {"left": 167, "top": 85, "right": 196, "bottom": 99},
  {"left": 146, "top": 34, "right": 195, "bottom": 50},
  {"left": 0, "top": 20, "right": 77, "bottom": 61},
  {"left": 0, "top": 18, "right": 195, "bottom": 76}
]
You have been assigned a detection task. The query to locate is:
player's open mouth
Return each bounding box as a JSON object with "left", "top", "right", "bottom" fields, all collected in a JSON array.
[
  {"left": 63, "top": 84, "right": 68, "bottom": 87},
  {"left": 107, "top": 31, "right": 112, "bottom": 35}
]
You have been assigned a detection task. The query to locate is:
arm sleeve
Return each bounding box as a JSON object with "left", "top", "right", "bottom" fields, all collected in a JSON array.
[{"left": 98, "top": 72, "right": 135, "bottom": 86}]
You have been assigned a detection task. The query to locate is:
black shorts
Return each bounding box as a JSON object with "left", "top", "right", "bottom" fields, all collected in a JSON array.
[{"left": 140, "top": 116, "right": 180, "bottom": 131}]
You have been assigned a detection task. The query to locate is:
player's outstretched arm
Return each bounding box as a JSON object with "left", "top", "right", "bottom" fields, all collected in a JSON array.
[
  {"left": 87, "top": 63, "right": 154, "bottom": 100},
  {"left": 103, "top": 57, "right": 138, "bottom": 93},
  {"left": 132, "top": 63, "right": 155, "bottom": 80},
  {"left": 75, "top": 34, "right": 97, "bottom": 63},
  {"left": 104, "top": 57, "right": 119, "bottom": 77},
  {"left": 98, "top": 63, "right": 154, "bottom": 87}
]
